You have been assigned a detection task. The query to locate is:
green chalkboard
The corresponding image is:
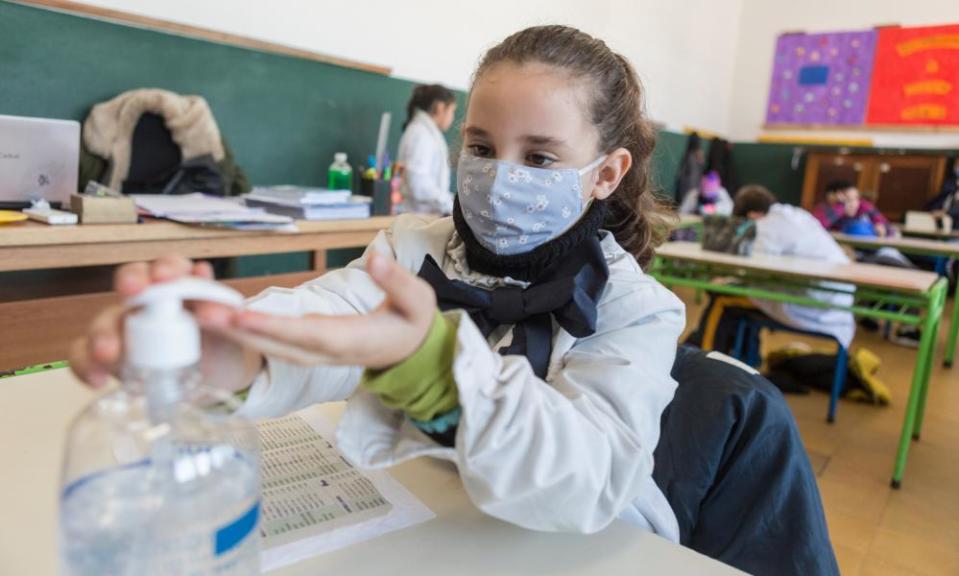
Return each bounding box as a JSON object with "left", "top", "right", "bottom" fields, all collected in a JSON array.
[
  {"left": 0, "top": 1, "right": 466, "bottom": 275},
  {"left": 732, "top": 142, "right": 807, "bottom": 205}
]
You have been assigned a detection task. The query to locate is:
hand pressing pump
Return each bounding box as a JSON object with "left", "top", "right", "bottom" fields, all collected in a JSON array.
[{"left": 60, "top": 279, "right": 261, "bottom": 576}]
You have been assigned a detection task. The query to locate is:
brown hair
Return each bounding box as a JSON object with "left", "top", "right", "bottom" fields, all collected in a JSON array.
[
  {"left": 404, "top": 84, "right": 456, "bottom": 130},
  {"left": 733, "top": 185, "right": 777, "bottom": 217},
  {"left": 472, "top": 25, "right": 674, "bottom": 268}
]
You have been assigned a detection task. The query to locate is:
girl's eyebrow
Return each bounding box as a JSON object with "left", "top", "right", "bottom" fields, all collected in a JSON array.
[
  {"left": 465, "top": 126, "right": 568, "bottom": 148},
  {"left": 463, "top": 126, "right": 490, "bottom": 138},
  {"left": 522, "top": 134, "right": 566, "bottom": 147}
]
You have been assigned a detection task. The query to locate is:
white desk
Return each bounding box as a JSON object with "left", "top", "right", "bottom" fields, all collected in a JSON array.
[
  {"left": 830, "top": 232, "right": 959, "bottom": 368},
  {"left": 655, "top": 241, "right": 939, "bottom": 294},
  {"left": 831, "top": 232, "right": 959, "bottom": 258},
  {"left": 0, "top": 369, "right": 742, "bottom": 576},
  {"left": 901, "top": 226, "right": 959, "bottom": 240},
  {"left": 652, "top": 242, "right": 947, "bottom": 489}
]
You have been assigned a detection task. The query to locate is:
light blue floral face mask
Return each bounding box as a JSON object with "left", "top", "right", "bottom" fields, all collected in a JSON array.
[{"left": 457, "top": 153, "right": 606, "bottom": 255}]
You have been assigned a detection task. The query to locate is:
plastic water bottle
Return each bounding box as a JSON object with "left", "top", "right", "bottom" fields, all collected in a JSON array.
[
  {"left": 60, "top": 279, "right": 261, "bottom": 576},
  {"left": 327, "top": 152, "right": 353, "bottom": 191}
]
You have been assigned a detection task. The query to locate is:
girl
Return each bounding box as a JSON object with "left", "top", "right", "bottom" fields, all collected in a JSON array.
[
  {"left": 396, "top": 83, "right": 457, "bottom": 214},
  {"left": 678, "top": 170, "right": 733, "bottom": 216},
  {"left": 72, "top": 26, "right": 836, "bottom": 576}
]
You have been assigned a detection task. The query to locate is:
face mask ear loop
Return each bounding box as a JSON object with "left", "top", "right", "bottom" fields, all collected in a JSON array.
[
  {"left": 579, "top": 155, "right": 608, "bottom": 202},
  {"left": 578, "top": 155, "right": 608, "bottom": 176}
]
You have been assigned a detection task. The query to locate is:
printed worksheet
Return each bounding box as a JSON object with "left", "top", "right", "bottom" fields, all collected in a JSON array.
[
  {"left": 257, "top": 415, "right": 393, "bottom": 547},
  {"left": 256, "top": 410, "right": 434, "bottom": 571}
]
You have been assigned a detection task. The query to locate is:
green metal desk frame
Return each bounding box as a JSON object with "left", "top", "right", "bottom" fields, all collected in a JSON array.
[
  {"left": 834, "top": 235, "right": 958, "bottom": 368},
  {"left": 651, "top": 256, "right": 948, "bottom": 489}
]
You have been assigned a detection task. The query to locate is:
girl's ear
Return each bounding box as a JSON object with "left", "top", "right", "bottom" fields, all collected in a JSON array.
[{"left": 589, "top": 147, "right": 632, "bottom": 201}]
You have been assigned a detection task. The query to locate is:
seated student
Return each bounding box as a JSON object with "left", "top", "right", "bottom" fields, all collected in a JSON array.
[
  {"left": 926, "top": 155, "right": 959, "bottom": 223},
  {"left": 678, "top": 170, "right": 733, "bottom": 216},
  {"left": 689, "top": 185, "right": 855, "bottom": 355},
  {"left": 69, "top": 27, "right": 836, "bottom": 576},
  {"left": 813, "top": 181, "right": 894, "bottom": 237}
]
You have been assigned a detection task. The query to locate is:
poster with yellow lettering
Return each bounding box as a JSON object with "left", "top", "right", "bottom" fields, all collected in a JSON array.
[{"left": 866, "top": 24, "right": 959, "bottom": 126}]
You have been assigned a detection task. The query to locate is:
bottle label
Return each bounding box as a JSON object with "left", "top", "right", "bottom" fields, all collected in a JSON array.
[{"left": 215, "top": 501, "right": 260, "bottom": 556}]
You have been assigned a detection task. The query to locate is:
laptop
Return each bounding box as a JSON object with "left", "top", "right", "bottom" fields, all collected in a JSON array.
[
  {"left": 905, "top": 210, "right": 953, "bottom": 234},
  {"left": 0, "top": 114, "right": 80, "bottom": 208}
]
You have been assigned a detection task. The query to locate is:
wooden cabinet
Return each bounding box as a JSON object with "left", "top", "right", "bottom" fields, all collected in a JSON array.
[{"left": 801, "top": 152, "right": 947, "bottom": 221}]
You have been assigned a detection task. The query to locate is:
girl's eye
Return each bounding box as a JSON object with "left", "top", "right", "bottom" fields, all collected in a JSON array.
[
  {"left": 526, "top": 153, "right": 556, "bottom": 168},
  {"left": 468, "top": 144, "right": 493, "bottom": 158}
]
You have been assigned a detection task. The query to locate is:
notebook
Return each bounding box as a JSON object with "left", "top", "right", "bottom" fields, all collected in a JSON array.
[
  {"left": 248, "top": 186, "right": 352, "bottom": 206},
  {"left": 246, "top": 196, "right": 371, "bottom": 221}
]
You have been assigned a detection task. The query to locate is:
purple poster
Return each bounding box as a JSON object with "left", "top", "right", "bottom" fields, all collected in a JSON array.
[{"left": 765, "top": 30, "right": 877, "bottom": 125}]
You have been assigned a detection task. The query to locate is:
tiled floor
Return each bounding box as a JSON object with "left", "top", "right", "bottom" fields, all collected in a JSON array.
[{"left": 676, "top": 287, "right": 959, "bottom": 576}]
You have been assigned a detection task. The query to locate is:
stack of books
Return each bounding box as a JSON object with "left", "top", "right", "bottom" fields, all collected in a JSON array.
[{"left": 245, "top": 186, "right": 372, "bottom": 220}]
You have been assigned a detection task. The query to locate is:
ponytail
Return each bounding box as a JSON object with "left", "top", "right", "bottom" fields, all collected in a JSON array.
[{"left": 404, "top": 84, "right": 456, "bottom": 130}]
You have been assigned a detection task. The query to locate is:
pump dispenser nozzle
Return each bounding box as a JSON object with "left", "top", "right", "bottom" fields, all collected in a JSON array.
[{"left": 125, "top": 278, "right": 244, "bottom": 371}]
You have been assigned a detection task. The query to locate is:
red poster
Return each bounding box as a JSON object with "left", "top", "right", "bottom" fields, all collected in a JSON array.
[{"left": 866, "top": 24, "right": 959, "bottom": 126}]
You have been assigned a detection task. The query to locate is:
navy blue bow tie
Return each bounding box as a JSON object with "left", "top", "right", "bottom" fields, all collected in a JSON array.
[{"left": 417, "top": 237, "right": 610, "bottom": 379}]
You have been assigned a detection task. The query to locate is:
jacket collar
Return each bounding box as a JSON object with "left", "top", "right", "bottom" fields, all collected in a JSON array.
[{"left": 413, "top": 109, "right": 444, "bottom": 141}]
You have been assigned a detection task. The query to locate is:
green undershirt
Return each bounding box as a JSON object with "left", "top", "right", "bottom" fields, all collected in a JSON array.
[{"left": 360, "top": 311, "right": 459, "bottom": 422}]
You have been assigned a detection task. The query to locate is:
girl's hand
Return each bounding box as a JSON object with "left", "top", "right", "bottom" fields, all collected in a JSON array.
[
  {"left": 70, "top": 256, "right": 263, "bottom": 391},
  {"left": 231, "top": 252, "right": 437, "bottom": 370}
]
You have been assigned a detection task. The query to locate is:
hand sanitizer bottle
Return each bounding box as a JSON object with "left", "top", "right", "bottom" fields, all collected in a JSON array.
[{"left": 60, "top": 278, "right": 261, "bottom": 576}]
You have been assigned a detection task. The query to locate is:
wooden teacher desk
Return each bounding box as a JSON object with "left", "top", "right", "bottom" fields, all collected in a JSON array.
[{"left": 0, "top": 217, "right": 394, "bottom": 369}]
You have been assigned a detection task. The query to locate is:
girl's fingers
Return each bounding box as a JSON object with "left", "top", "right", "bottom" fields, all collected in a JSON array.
[
  {"left": 192, "top": 260, "right": 215, "bottom": 280},
  {"left": 115, "top": 262, "right": 151, "bottom": 296},
  {"left": 194, "top": 301, "right": 240, "bottom": 330},
  {"left": 233, "top": 311, "right": 344, "bottom": 353},
  {"left": 87, "top": 305, "right": 126, "bottom": 366},
  {"left": 366, "top": 252, "right": 435, "bottom": 323},
  {"left": 114, "top": 257, "right": 207, "bottom": 297},
  {"left": 151, "top": 255, "right": 195, "bottom": 282},
  {"left": 70, "top": 338, "right": 110, "bottom": 388},
  {"left": 233, "top": 310, "right": 405, "bottom": 366}
]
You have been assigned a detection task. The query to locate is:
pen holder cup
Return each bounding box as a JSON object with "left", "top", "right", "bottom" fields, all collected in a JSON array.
[{"left": 359, "top": 179, "right": 392, "bottom": 216}]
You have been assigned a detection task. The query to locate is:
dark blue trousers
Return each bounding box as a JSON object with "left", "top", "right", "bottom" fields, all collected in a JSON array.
[{"left": 653, "top": 346, "right": 839, "bottom": 576}]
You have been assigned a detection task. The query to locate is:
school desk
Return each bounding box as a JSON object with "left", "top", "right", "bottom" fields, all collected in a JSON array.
[
  {"left": 0, "top": 368, "right": 744, "bottom": 576},
  {"left": 650, "top": 241, "right": 946, "bottom": 489},
  {"left": 831, "top": 232, "right": 959, "bottom": 368},
  {"left": 0, "top": 217, "right": 394, "bottom": 370},
  {"left": 900, "top": 226, "right": 959, "bottom": 240}
]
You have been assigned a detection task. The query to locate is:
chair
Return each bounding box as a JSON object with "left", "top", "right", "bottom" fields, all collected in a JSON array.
[{"left": 731, "top": 316, "right": 848, "bottom": 424}]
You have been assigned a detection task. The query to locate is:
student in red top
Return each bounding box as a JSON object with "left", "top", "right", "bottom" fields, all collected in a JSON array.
[{"left": 812, "top": 181, "right": 895, "bottom": 237}]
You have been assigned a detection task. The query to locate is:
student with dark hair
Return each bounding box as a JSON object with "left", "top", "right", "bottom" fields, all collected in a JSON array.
[
  {"left": 690, "top": 185, "right": 854, "bottom": 357},
  {"left": 813, "top": 180, "right": 892, "bottom": 237},
  {"left": 397, "top": 84, "right": 458, "bottom": 214},
  {"left": 735, "top": 185, "right": 856, "bottom": 346},
  {"left": 678, "top": 170, "right": 733, "bottom": 216},
  {"left": 674, "top": 132, "right": 704, "bottom": 204},
  {"left": 926, "top": 155, "right": 959, "bottom": 222}
]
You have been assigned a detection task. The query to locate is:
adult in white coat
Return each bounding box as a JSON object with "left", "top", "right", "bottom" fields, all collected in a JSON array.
[{"left": 397, "top": 84, "right": 457, "bottom": 215}]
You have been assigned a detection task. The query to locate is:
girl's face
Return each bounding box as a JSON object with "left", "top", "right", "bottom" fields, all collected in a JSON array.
[
  {"left": 462, "top": 61, "right": 630, "bottom": 202},
  {"left": 432, "top": 101, "right": 457, "bottom": 132}
]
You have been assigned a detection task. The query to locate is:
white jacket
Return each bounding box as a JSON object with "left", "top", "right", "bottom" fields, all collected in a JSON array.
[
  {"left": 751, "top": 204, "right": 856, "bottom": 348},
  {"left": 239, "top": 215, "right": 686, "bottom": 540},
  {"left": 397, "top": 110, "right": 453, "bottom": 215}
]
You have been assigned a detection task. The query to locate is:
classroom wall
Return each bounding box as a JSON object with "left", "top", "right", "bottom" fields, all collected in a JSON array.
[
  {"left": 729, "top": 0, "right": 959, "bottom": 149},
  {"left": 72, "top": 0, "right": 745, "bottom": 136}
]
